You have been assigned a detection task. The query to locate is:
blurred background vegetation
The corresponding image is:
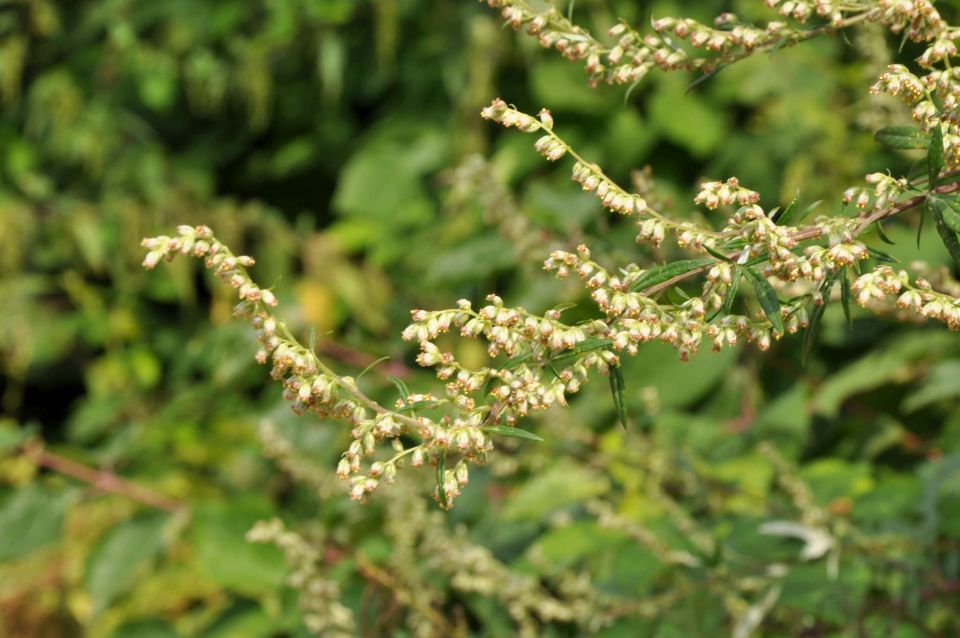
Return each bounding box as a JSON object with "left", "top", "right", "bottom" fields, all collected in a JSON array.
[{"left": 2, "top": 0, "right": 960, "bottom": 636}]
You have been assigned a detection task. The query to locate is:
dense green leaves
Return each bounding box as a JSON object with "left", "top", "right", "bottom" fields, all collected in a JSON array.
[{"left": 86, "top": 513, "right": 168, "bottom": 615}]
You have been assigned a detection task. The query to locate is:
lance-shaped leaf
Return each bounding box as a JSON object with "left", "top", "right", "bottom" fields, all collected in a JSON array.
[
  {"left": 840, "top": 268, "right": 853, "bottom": 329},
  {"left": 775, "top": 192, "right": 801, "bottom": 226},
  {"left": 608, "top": 364, "right": 628, "bottom": 430},
  {"left": 875, "top": 125, "right": 928, "bottom": 150},
  {"left": 707, "top": 268, "right": 743, "bottom": 322},
  {"left": 929, "top": 124, "right": 946, "bottom": 187},
  {"left": 628, "top": 259, "right": 714, "bottom": 293},
  {"left": 744, "top": 268, "right": 784, "bottom": 334},
  {"left": 483, "top": 425, "right": 544, "bottom": 442},
  {"left": 930, "top": 199, "right": 960, "bottom": 267},
  {"left": 549, "top": 338, "right": 613, "bottom": 366},
  {"left": 876, "top": 221, "right": 896, "bottom": 245},
  {"left": 802, "top": 271, "right": 841, "bottom": 364},
  {"left": 436, "top": 449, "right": 447, "bottom": 508},
  {"left": 929, "top": 196, "right": 960, "bottom": 234}
]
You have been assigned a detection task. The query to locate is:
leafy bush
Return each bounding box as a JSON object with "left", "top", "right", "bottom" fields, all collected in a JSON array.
[{"left": 4, "top": 1, "right": 960, "bottom": 636}]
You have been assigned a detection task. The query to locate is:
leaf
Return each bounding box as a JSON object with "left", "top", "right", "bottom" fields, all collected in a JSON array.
[
  {"left": 500, "top": 462, "right": 610, "bottom": 522},
  {"left": 866, "top": 246, "right": 899, "bottom": 263},
  {"left": 707, "top": 268, "right": 743, "bottom": 322},
  {"left": 436, "top": 449, "right": 447, "bottom": 508},
  {"left": 356, "top": 355, "right": 390, "bottom": 381},
  {"left": 388, "top": 376, "right": 410, "bottom": 400},
  {"left": 874, "top": 125, "right": 928, "bottom": 150},
  {"left": 395, "top": 399, "right": 443, "bottom": 413},
  {"left": 930, "top": 196, "right": 960, "bottom": 233},
  {"left": 930, "top": 199, "right": 960, "bottom": 266},
  {"left": 840, "top": 268, "right": 853, "bottom": 329},
  {"left": 0, "top": 484, "right": 71, "bottom": 561},
  {"left": 775, "top": 192, "right": 801, "bottom": 226},
  {"left": 801, "top": 271, "right": 840, "bottom": 365},
  {"left": 191, "top": 502, "right": 286, "bottom": 595},
  {"left": 86, "top": 513, "right": 168, "bottom": 615},
  {"left": 703, "top": 244, "right": 735, "bottom": 262},
  {"left": 876, "top": 221, "right": 896, "bottom": 245},
  {"left": 628, "top": 259, "right": 714, "bottom": 293},
  {"left": 609, "top": 364, "right": 628, "bottom": 430},
  {"left": 549, "top": 338, "right": 613, "bottom": 365},
  {"left": 483, "top": 425, "right": 544, "bottom": 442},
  {"left": 744, "top": 268, "right": 784, "bottom": 334},
  {"left": 929, "top": 124, "right": 945, "bottom": 187}
]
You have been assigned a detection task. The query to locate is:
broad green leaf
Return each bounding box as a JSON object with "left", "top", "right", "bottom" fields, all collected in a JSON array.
[
  {"left": 813, "top": 332, "right": 955, "bottom": 415},
  {"left": 191, "top": 502, "right": 286, "bottom": 595},
  {"left": 483, "top": 425, "right": 544, "bottom": 442},
  {"left": 500, "top": 462, "right": 609, "bottom": 522},
  {"left": 928, "top": 124, "right": 945, "bottom": 186},
  {"left": 86, "top": 513, "right": 168, "bottom": 615},
  {"left": 874, "top": 125, "right": 928, "bottom": 150},
  {"left": 628, "top": 259, "right": 714, "bottom": 293},
  {"left": 902, "top": 360, "right": 960, "bottom": 412},
  {"left": 744, "top": 268, "right": 784, "bottom": 334},
  {"left": 609, "top": 364, "right": 628, "bottom": 429},
  {"left": 0, "top": 484, "right": 70, "bottom": 561}
]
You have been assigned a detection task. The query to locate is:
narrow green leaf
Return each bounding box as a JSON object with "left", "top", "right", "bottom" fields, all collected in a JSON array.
[
  {"left": 502, "top": 351, "right": 535, "bottom": 370},
  {"left": 932, "top": 201, "right": 960, "bottom": 267},
  {"left": 483, "top": 425, "right": 544, "bottom": 442},
  {"left": 929, "top": 124, "right": 946, "bottom": 187},
  {"left": 388, "top": 376, "right": 410, "bottom": 401},
  {"left": 867, "top": 246, "right": 899, "bottom": 263},
  {"left": 395, "top": 400, "right": 442, "bottom": 413},
  {"left": 308, "top": 326, "right": 317, "bottom": 353},
  {"left": 436, "top": 449, "right": 447, "bottom": 508},
  {"left": 840, "top": 268, "right": 853, "bottom": 329},
  {"left": 707, "top": 268, "right": 743, "bottom": 322},
  {"left": 356, "top": 356, "right": 390, "bottom": 382},
  {"left": 917, "top": 204, "right": 926, "bottom": 248},
  {"left": 744, "top": 268, "right": 784, "bottom": 335},
  {"left": 875, "top": 125, "right": 928, "bottom": 150},
  {"left": 876, "top": 221, "right": 896, "bottom": 245},
  {"left": 802, "top": 271, "right": 840, "bottom": 364},
  {"left": 549, "top": 338, "right": 613, "bottom": 365},
  {"left": 628, "top": 258, "right": 714, "bottom": 293},
  {"left": 775, "top": 192, "right": 801, "bottom": 226},
  {"left": 703, "top": 244, "right": 735, "bottom": 262},
  {"left": 609, "top": 364, "right": 628, "bottom": 430}
]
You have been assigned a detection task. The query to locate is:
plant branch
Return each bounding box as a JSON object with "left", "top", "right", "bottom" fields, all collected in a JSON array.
[{"left": 24, "top": 441, "right": 184, "bottom": 512}]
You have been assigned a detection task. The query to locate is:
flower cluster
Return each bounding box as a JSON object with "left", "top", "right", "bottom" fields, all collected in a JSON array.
[{"left": 853, "top": 266, "right": 960, "bottom": 329}]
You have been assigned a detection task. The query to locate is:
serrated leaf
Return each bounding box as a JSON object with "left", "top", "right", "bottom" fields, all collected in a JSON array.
[
  {"left": 609, "top": 364, "right": 628, "bottom": 430},
  {"left": 628, "top": 258, "right": 714, "bottom": 293},
  {"left": 931, "top": 200, "right": 960, "bottom": 266},
  {"left": 840, "top": 268, "right": 853, "bottom": 329},
  {"left": 801, "top": 271, "right": 840, "bottom": 364},
  {"left": 483, "top": 425, "right": 544, "bottom": 441},
  {"left": 929, "top": 124, "right": 945, "bottom": 187},
  {"left": 775, "top": 192, "right": 801, "bottom": 226},
  {"left": 744, "top": 268, "right": 784, "bottom": 334},
  {"left": 875, "top": 125, "right": 928, "bottom": 150}
]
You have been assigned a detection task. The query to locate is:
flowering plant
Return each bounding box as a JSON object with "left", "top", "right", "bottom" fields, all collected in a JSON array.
[{"left": 143, "top": 0, "right": 960, "bottom": 513}]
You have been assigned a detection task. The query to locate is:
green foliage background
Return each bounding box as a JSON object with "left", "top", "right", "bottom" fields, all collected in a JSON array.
[{"left": 2, "top": 0, "right": 960, "bottom": 636}]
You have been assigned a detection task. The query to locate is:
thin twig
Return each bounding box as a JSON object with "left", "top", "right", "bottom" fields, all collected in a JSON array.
[{"left": 24, "top": 442, "right": 184, "bottom": 512}]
